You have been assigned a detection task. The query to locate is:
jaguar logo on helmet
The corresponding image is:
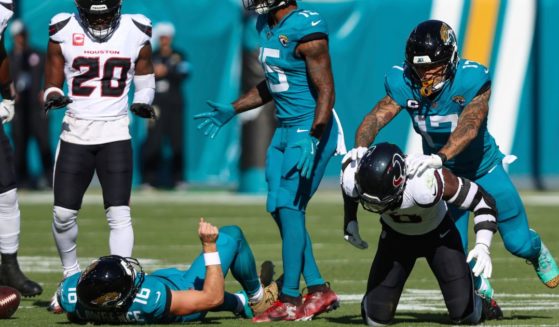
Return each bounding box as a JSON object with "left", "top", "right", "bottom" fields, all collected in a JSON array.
[{"left": 440, "top": 23, "right": 457, "bottom": 46}]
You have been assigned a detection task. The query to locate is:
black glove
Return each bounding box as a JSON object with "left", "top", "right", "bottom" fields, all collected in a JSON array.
[
  {"left": 44, "top": 94, "right": 72, "bottom": 114},
  {"left": 130, "top": 103, "right": 156, "bottom": 119}
]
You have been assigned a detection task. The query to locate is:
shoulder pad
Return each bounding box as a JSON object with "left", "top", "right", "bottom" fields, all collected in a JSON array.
[
  {"left": 291, "top": 10, "right": 328, "bottom": 43},
  {"left": 0, "top": 0, "right": 13, "bottom": 12},
  {"left": 384, "top": 65, "right": 407, "bottom": 106},
  {"left": 408, "top": 168, "right": 444, "bottom": 208},
  {"left": 49, "top": 13, "right": 73, "bottom": 37},
  {"left": 456, "top": 59, "right": 491, "bottom": 102},
  {"left": 128, "top": 14, "right": 152, "bottom": 37}
]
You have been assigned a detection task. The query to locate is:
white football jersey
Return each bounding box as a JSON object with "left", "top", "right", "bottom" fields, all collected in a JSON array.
[
  {"left": 380, "top": 168, "right": 447, "bottom": 235},
  {"left": 49, "top": 13, "right": 151, "bottom": 120},
  {"left": 0, "top": 1, "right": 13, "bottom": 39}
]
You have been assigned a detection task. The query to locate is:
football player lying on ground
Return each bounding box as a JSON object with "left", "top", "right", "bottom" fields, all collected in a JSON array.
[
  {"left": 49, "top": 219, "right": 278, "bottom": 324},
  {"left": 341, "top": 143, "right": 502, "bottom": 325}
]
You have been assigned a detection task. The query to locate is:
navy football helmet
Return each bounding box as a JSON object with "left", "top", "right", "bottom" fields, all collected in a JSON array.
[
  {"left": 75, "top": 0, "right": 122, "bottom": 42},
  {"left": 77, "top": 255, "right": 144, "bottom": 311},
  {"left": 355, "top": 143, "right": 406, "bottom": 213},
  {"left": 405, "top": 20, "right": 458, "bottom": 97},
  {"left": 243, "top": 0, "right": 294, "bottom": 15}
]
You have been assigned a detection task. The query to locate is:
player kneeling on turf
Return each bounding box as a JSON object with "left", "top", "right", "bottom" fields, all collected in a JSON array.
[
  {"left": 50, "top": 219, "right": 278, "bottom": 324},
  {"left": 341, "top": 143, "right": 502, "bottom": 325}
]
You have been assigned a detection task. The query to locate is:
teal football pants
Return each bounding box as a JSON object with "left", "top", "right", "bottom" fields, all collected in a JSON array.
[
  {"left": 451, "top": 164, "right": 541, "bottom": 260},
  {"left": 265, "top": 118, "right": 338, "bottom": 297},
  {"left": 152, "top": 225, "right": 261, "bottom": 321}
]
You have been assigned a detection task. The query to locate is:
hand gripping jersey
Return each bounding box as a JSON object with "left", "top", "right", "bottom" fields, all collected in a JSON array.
[
  {"left": 256, "top": 9, "right": 328, "bottom": 125},
  {"left": 58, "top": 268, "right": 200, "bottom": 324},
  {"left": 0, "top": 1, "right": 13, "bottom": 39},
  {"left": 380, "top": 168, "right": 447, "bottom": 236},
  {"left": 49, "top": 13, "right": 152, "bottom": 120},
  {"left": 385, "top": 60, "right": 505, "bottom": 179}
]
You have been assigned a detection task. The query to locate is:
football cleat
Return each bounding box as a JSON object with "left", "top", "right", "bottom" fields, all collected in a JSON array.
[
  {"left": 252, "top": 298, "right": 304, "bottom": 323},
  {"left": 250, "top": 281, "right": 279, "bottom": 316},
  {"left": 528, "top": 241, "right": 559, "bottom": 288},
  {"left": 300, "top": 283, "right": 340, "bottom": 320},
  {"left": 235, "top": 290, "right": 253, "bottom": 319},
  {"left": 48, "top": 290, "right": 64, "bottom": 314},
  {"left": 0, "top": 253, "right": 43, "bottom": 297},
  {"left": 480, "top": 295, "right": 503, "bottom": 321},
  {"left": 473, "top": 272, "right": 494, "bottom": 300}
]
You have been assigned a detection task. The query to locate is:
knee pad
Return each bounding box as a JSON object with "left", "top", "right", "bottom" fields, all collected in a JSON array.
[
  {"left": 219, "top": 225, "right": 243, "bottom": 242},
  {"left": 53, "top": 206, "right": 78, "bottom": 232},
  {"left": 106, "top": 206, "right": 131, "bottom": 230}
]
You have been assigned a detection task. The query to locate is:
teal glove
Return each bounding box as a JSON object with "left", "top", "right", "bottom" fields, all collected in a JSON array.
[
  {"left": 294, "top": 135, "right": 319, "bottom": 179},
  {"left": 194, "top": 100, "right": 236, "bottom": 138}
]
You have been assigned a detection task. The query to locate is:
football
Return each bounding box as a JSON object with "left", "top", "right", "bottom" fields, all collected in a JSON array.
[{"left": 0, "top": 286, "right": 20, "bottom": 319}]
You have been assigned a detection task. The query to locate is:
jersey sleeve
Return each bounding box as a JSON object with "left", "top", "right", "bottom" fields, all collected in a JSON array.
[
  {"left": 384, "top": 65, "right": 409, "bottom": 107},
  {"left": 407, "top": 166, "right": 444, "bottom": 208},
  {"left": 58, "top": 273, "right": 81, "bottom": 313},
  {"left": 0, "top": 0, "right": 13, "bottom": 39},
  {"left": 49, "top": 13, "right": 73, "bottom": 43},
  {"left": 293, "top": 11, "right": 328, "bottom": 43},
  {"left": 460, "top": 61, "right": 491, "bottom": 104},
  {"left": 132, "top": 276, "right": 172, "bottom": 320}
]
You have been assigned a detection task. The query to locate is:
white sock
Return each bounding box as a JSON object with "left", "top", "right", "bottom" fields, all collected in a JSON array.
[
  {"left": 0, "top": 189, "right": 20, "bottom": 254},
  {"left": 106, "top": 206, "right": 134, "bottom": 257},
  {"left": 249, "top": 285, "right": 264, "bottom": 304},
  {"left": 52, "top": 206, "right": 80, "bottom": 275}
]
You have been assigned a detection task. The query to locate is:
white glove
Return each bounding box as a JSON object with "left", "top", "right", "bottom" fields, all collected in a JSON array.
[
  {"left": 343, "top": 147, "right": 368, "bottom": 164},
  {"left": 467, "top": 243, "right": 492, "bottom": 278},
  {"left": 344, "top": 220, "right": 368, "bottom": 249},
  {"left": 0, "top": 99, "right": 14, "bottom": 124},
  {"left": 406, "top": 153, "right": 443, "bottom": 177}
]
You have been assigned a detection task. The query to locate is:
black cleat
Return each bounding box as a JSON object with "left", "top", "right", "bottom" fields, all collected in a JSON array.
[
  {"left": 481, "top": 296, "right": 503, "bottom": 320},
  {"left": 0, "top": 253, "right": 43, "bottom": 297}
]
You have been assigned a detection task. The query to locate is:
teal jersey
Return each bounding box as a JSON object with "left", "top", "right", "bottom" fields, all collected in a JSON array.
[
  {"left": 385, "top": 59, "right": 504, "bottom": 179},
  {"left": 58, "top": 269, "right": 198, "bottom": 324},
  {"left": 257, "top": 9, "right": 328, "bottom": 125}
]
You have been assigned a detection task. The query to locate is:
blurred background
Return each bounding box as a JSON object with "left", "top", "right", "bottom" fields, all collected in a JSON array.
[{"left": 5, "top": 0, "right": 559, "bottom": 192}]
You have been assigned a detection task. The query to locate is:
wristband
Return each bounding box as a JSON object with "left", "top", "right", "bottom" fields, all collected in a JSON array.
[
  {"left": 436, "top": 152, "right": 447, "bottom": 163},
  {"left": 203, "top": 252, "right": 221, "bottom": 266},
  {"left": 43, "top": 87, "right": 65, "bottom": 102}
]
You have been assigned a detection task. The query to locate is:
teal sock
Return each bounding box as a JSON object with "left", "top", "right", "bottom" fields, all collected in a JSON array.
[
  {"left": 302, "top": 230, "right": 324, "bottom": 287},
  {"left": 277, "top": 208, "right": 305, "bottom": 297}
]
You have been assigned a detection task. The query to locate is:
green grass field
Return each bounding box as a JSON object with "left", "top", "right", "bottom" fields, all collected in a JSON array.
[{"left": 3, "top": 189, "right": 559, "bottom": 326}]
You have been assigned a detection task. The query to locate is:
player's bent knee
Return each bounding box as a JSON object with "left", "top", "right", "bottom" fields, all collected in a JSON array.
[
  {"left": 219, "top": 225, "right": 243, "bottom": 241},
  {"left": 361, "top": 292, "right": 394, "bottom": 326},
  {"left": 53, "top": 206, "right": 78, "bottom": 231},
  {"left": 106, "top": 206, "right": 131, "bottom": 230}
]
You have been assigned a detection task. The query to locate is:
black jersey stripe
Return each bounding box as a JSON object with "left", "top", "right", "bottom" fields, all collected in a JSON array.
[
  {"left": 132, "top": 19, "right": 152, "bottom": 37},
  {"left": 49, "top": 17, "right": 71, "bottom": 36}
]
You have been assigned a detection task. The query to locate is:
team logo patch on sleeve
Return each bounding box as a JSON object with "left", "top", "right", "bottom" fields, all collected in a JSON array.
[
  {"left": 452, "top": 95, "right": 465, "bottom": 105},
  {"left": 73, "top": 33, "right": 85, "bottom": 46},
  {"left": 279, "top": 35, "right": 289, "bottom": 47}
]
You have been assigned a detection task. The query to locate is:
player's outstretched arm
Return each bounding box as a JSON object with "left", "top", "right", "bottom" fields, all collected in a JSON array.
[
  {"left": 441, "top": 168, "right": 497, "bottom": 277},
  {"left": 437, "top": 88, "right": 491, "bottom": 161},
  {"left": 355, "top": 95, "right": 402, "bottom": 148},
  {"left": 232, "top": 79, "right": 272, "bottom": 113},
  {"left": 169, "top": 219, "right": 224, "bottom": 316},
  {"left": 130, "top": 43, "right": 156, "bottom": 119},
  {"left": 43, "top": 41, "right": 72, "bottom": 113}
]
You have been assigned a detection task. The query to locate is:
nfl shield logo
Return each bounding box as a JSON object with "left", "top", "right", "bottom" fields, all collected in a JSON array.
[{"left": 73, "top": 33, "right": 85, "bottom": 46}]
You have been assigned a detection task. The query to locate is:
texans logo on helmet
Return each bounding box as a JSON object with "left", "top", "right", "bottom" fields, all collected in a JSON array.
[{"left": 391, "top": 153, "right": 405, "bottom": 187}]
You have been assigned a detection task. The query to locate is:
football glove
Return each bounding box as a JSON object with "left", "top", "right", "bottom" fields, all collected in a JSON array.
[
  {"left": 0, "top": 99, "right": 14, "bottom": 124},
  {"left": 467, "top": 243, "right": 492, "bottom": 278},
  {"left": 194, "top": 100, "right": 236, "bottom": 139},
  {"left": 130, "top": 103, "right": 156, "bottom": 119},
  {"left": 344, "top": 220, "right": 368, "bottom": 250},
  {"left": 343, "top": 147, "right": 368, "bottom": 164},
  {"left": 294, "top": 134, "right": 319, "bottom": 179},
  {"left": 406, "top": 153, "right": 443, "bottom": 177},
  {"left": 44, "top": 93, "right": 72, "bottom": 114}
]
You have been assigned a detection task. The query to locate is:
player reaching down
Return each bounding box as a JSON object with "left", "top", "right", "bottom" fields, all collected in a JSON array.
[
  {"left": 51, "top": 219, "right": 279, "bottom": 324},
  {"left": 341, "top": 143, "right": 502, "bottom": 325},
  {"left": 0, "top": 0, "right": 42, "bottom": 297},
  {"left": 44, "top": 0, "right": 156, "bottom": 297}
]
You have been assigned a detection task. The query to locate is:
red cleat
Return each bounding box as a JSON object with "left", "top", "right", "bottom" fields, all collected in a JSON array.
[
  {"left": 300, "top": 284, "right": 340, "bottom": 320},
  {"left": 252, "top": 299, "right": 304, "bottom": 323}
]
